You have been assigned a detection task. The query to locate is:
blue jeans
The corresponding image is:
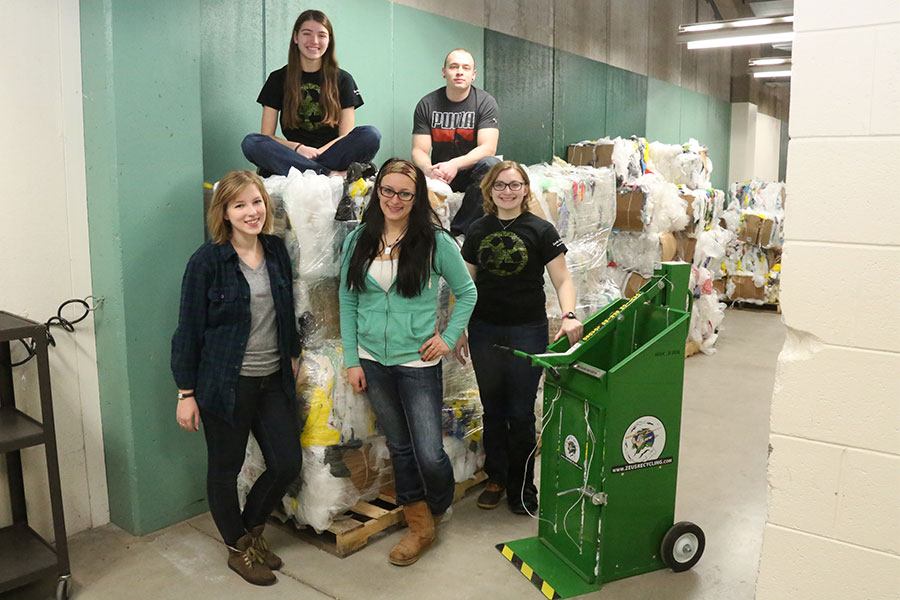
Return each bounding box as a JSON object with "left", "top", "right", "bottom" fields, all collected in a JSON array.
[
  {"left": 449, "top": 155, "right": 501, "bottom": 235},
  {"left": 360, "top": 359, "right": 454, "bottom": 515},
  {"left": 241, "top": 125, "right": 381, "bottom": 177},
  {"left": 200, "top": 371, "right": 302, "bottom": 546},
  {"left": 468, "top": 318, "right": 548, "bottom": 506}
]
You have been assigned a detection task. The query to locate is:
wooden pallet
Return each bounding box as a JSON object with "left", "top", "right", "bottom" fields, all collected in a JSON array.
[
  {"left": 729, "top": 301, "right": 781, "bottom": 313},
  {"left": 274, "top": 470, "right": 487, "bottom": 557}
]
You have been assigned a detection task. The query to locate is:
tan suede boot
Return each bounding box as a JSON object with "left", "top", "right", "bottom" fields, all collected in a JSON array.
[
  {"left": 389, "top": 501, "right": 436, "bottom": 566},
  {"left": 249, "top": 524, "right": 283, "bottom": 570},
  {"left": 227, "top": 532, "right": 276, "bottom": 586}
]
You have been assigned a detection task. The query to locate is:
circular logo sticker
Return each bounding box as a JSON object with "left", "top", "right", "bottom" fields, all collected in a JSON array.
[
  {"left": 622, "top": 416, "right": 666, "bottom": 464},
  {"left": 564, "top": 434, "right": 581, "bottom": 463}
]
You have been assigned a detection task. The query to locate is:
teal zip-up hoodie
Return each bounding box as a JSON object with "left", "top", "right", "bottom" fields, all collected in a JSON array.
[{"left": 339, "top": 225, "right": 477, "bottom": 368}]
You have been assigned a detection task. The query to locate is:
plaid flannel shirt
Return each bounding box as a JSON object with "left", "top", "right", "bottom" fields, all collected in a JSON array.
[{"left": 171, "top": 234, "right": 300, "bottom": 422}]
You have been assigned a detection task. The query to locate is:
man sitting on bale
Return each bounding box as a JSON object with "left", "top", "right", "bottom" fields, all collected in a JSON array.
[{"left": 412, "top": 48, "right": 500, "bottom": 235}]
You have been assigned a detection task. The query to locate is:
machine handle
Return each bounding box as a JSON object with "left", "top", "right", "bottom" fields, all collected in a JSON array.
[{"left": 493, "top": 344, "right": 562, "bottom": 379}]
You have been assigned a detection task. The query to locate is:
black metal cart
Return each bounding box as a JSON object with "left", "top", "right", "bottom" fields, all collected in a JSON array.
[{"left": 0, "top": 311, "right": 71, "bottom": 599}]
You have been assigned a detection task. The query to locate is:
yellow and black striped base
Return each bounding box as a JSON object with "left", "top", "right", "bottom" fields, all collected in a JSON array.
[{"left": 496, "top": 543, "right": 561, "bottom": 600}]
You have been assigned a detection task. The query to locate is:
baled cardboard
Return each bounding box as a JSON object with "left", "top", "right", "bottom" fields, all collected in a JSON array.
[{"left": 615, "top": 188, "right": 644, "bottom": 231}]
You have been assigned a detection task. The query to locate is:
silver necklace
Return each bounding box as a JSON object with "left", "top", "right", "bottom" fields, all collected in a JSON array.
[
  {"left": 497, "top": 214, "right": 521, "bottom": 231},
  {"left": 382, "top": 230, "right": 406, "bottom": 255}
]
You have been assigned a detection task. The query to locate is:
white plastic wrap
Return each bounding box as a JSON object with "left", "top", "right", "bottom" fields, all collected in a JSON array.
[
  {"left": 264, "top": 168, "right": 345, "bottom": 280},
  {"left": 607, "top": 231, "right": 662, "bottom": 277},
  {"left": 633, "top": 173, "right": 690, "bottom": 234},
  {"left": 647, "top": 138, "right": 713, "bottom": 190},
  {"left": 526, "top": 163, "right": 619, "bottom": 320}
]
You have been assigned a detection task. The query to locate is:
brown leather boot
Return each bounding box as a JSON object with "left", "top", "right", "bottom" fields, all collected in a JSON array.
[
  {"left": 389, "top": 501, "right": 436, "bottom": 566},
  {"left": 227, "top": 532, "right": 276, "bottom": 586},
  {"left": 249, "top": 524, "right": 283, "bottom": 570}
]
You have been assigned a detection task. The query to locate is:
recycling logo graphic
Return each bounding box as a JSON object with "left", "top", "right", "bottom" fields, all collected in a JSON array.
[
  {"left": 478, "top": 232, "right": 528, "bottom": 276},
  {"left": 622, "top": 416, "right": 666, "bottom": 464}
]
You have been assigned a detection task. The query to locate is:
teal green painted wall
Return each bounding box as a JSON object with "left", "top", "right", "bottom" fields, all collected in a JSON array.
[
  {"left": 81, "top": 0, "right": 208, "bottom": 534},
  {"left": 484, "top": 30, "right": 554, "bottom": 166},
  {"left": 200, "top": 1, "right": 264, "bottom": 183},
  {"left": 646, "top": 77, "right": 732, "bottom": 190},
  {"left": 552, "top": 51, "right": 608, "bottom": 159},
  {"left": 605, "top": 65, "right": 648, "bottom": 140},
  {"left": 645, "top": 78, "right": 683, "bottom": 145},
  {"left": 483, "top": 34, "right": 731, "bottom": 185}
]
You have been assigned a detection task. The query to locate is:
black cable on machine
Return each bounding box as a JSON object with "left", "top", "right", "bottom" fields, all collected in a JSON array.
[{"left": 10, "top": 296, "right": 99, "bottom": 367}]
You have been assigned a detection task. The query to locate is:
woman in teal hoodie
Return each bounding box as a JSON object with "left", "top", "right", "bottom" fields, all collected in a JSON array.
[{"left": 339, "top": 158, "right": 476, "bottom": 566}]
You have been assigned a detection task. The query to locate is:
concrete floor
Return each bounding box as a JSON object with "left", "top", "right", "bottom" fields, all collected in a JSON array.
[{"left": 3, "top": 309, "right": 785, "bottom": 600}]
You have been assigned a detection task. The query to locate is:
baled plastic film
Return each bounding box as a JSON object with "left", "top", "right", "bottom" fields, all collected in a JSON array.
[
  {"left": 633, "top": 173, "right": 689, "bottom": 234},
  {"left": 264, "top": 168, "right": 344, "bottom": 280},
  {"left": 441, "top": 357, "right": 485, "bottom": 482}
]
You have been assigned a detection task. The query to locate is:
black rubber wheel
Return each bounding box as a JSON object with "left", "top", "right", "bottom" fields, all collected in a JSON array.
[
  {"left": 56, "top": 577, "right": 71, "bottom": 600},
  {"left": 660, "top": 521, "right": 705, "bottom": 572}
]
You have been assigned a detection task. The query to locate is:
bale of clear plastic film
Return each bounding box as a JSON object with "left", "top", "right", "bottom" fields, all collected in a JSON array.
[
  {"left": 235, "top": 167, "right": 484, "bottom": 532},
  {"left": 524, "top": 163, "right": 619, "bottom": 334}
]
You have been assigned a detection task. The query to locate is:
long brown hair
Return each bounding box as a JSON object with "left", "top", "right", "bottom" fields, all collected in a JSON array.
[{"left": 283, "top": 10, "right": 341, "bottom": 130}]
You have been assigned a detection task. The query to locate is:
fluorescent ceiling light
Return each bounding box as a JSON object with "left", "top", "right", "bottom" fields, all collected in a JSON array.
[
  {"left": 687, "top": 32, "right": 794, "bottom": 49},
  {"left": 753, "top": 70, "right": 791, "bottom": 78},
  {"left": 749, "top": 57, "right": 791, "bottom": 66},
  {"left": 679, "top": 15, "right": 793, "bottom": 49},
  {"left": 749, "top": 57, "right": 792, "bottom": 77}
]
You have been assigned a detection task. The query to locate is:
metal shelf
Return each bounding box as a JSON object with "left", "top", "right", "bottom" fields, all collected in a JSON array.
[
  {"left": 0, "top": 310, "right": 70, "bottom": 597},
  {"left": 0, "top": 312, "right": 40, "bottom": 344},
  {"left": 0, "top": 406, "right": 44, "bottom": 453},
  {"left": 0, "top": 524, "right": 59, "bottom": 594}
]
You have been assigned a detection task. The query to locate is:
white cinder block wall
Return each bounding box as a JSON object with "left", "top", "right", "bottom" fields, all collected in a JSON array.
[
  {"left": 0, "top": 0, "right": 109, "bottom": 539},
  {"left": 755, "top": 2, "right": 900, "bottom": 598}
]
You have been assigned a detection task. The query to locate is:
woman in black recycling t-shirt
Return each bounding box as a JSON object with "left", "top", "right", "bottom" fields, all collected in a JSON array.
[
  {"left": 241, "top": 9, "right": 380, "bottom": 177},
  {"left": 456, "top": 160, "right": 583, "bottom": 515}
]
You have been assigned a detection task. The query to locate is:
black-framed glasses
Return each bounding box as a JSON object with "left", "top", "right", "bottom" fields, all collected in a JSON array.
[
  {"left": 378, "top": 186, "right": 415, "bottom": 202},
  {"left": 492, "top": 181, "right": 525, "bottom": 191}
]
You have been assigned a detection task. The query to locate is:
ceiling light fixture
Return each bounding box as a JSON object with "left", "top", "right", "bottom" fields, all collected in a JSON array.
[
  {"left": 678, "top": 15, "right": 794, "bottom": 49},
  {"left": 753, "top": 70, "right": 791, "bottom": 78},
  {"left": 749, "top": 57, "right": 792, "bottom": 78}
]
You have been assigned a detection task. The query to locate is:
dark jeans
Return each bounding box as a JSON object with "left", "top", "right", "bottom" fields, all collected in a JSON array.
[
  {"left": 468, "top": 318, "right": 547, "bottom": 506},
  {"left": 449, "top": 156, "right": 501, "bottom": 235},
  {"left": 241, "top": 125, "right": 381, "bottom": 177},
  {"left": 200, "top": 371, "right": 302, "bottom": 547},
  {"left": 360, "top": 359, "right": 454, "bottom": 515}
]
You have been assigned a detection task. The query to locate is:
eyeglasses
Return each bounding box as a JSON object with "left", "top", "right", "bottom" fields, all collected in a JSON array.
[
  {"left": 378, "top": 186, "right": 415, "bottom": 202},
  {"left": 492, "top": 181, "right": 525, "bottom": 191}
]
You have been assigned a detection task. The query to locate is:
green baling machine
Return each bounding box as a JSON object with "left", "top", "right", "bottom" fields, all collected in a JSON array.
[{"left": 497, "top": 262, "right": 705, "bottom": 599}]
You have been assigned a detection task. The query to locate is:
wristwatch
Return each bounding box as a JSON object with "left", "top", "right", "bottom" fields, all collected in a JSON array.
[
  {"left": 562, "top": 312, "right": 577, "bottom": 320},
  {"left": 177, "top": 391, "right": 195, "bottom": 401}
]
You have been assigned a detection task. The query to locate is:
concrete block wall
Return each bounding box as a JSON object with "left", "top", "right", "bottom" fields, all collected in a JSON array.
[
  {"left": 756, "top": 1, "right": 900, "bottom": 598},
  {"left": 0, "top": 0, "right": 108, "bottom": 539}
]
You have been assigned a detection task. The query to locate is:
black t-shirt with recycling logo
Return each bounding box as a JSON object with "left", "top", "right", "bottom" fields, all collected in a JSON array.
[{"left": 462, "top": 212, "right": 566, "bottom": 325}]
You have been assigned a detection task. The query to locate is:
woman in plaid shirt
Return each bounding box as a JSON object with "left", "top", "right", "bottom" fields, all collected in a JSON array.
[{"left": 171, "top": 170, "right": 301, "bottom": 586}]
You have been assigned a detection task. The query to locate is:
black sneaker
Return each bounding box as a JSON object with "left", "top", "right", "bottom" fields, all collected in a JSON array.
[
  {"left": 476, "top": 483, "right": 505, "bottom": 509},
  {"left": 509, "top": 494, "right": 538, "bottom": 515}
]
